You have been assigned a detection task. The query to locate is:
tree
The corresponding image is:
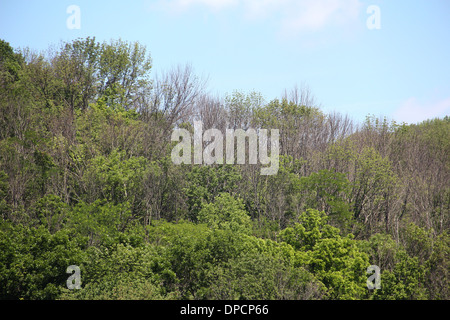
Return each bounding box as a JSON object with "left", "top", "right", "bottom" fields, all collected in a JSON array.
[
  {"left": 97, "top": 39, "right": 152, "bottom": 110},
  {"left": 33, "top": 194, "right": 68, "bottom": 233},
  {"left": 279, "top": 209, "right": 341, "bottom": 251},
  {"left": 60, "top": 241, "right": 177, "bottom": 300},
  {"left": 0, "top": 39, "right": 24, "bottom": 86},
  {"left": 253, "top": 98, "right": 323, "bottom": 159},
  {"left": 0, "top": 170, "right": 10, "bottom": 219},
  {"left": 148, "top": 64, "right": 205, "bottom": 132},
  {"left": 371, "top": 250, "right": 428, "bottom": 300},
  {"left": 52, "top": 37, "right": 100, "bottom": 112},
  {"left": 280, "top": 209, "right": 370, "bottom": 299},
  {"left": 425, "top": 231, "right": 449, "bottom": 299},
  {"left": 0, "top": 37, "right": 448, "bottom": 301},
  {"left": 0, "top": 221, "right": 88, "bottom": 299},
  {"left": 300, "top": 169, "right": 353, "bottom": 233},
  {"left": 225, "top": 90, "right": 264, "bottom": 130},
  {"left": 68, "top": 200, "right": 131, "bottom": 246},
  {"left": 184, "top": 164, "right": 241, "bottom": 222},
  {"left": 206, "top": 247, "right": 323, "bottom": 300},
  {"left": 198, "top": 192, "right": 252, "bottom": 234}
]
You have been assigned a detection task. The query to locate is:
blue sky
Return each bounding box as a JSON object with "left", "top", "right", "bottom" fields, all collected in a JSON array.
[{"left": 1, "top": 0, "right": 449, "bottom": 124}]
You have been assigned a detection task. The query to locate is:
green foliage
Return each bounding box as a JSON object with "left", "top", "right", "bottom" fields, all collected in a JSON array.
[
  {"left": 146, "top": 221, "right": 239, "bottom": 299},
  {"left": 98, "top": 38, "right": 152, "bottom": 108},
  {"left": 0, "top": 38, "right": 448, "bottom": 300},
  {"left": 0, "top": 221, "right": 88, "bottom": 299},
  {"left": 198, "top": 192, "right": 252, "bottom": 234},
  {"left": 352, "top": 147, "right": 397, "bottom": 219},
  {"left": 184, "top": 165, "right": 241, "bottom": 221},
  {"left": 33, "top": 194, "right": 68, "bottom": 233},
  {"left": 425, "top": 231, "right": 449, "bottom": 299},
  {"left": 363, "top": 226, "right": 449, "bottom": 300},
  {"left": 371, "top": 250, "right": 428, "bottom": 300},
  {"left": 279, "top": 209, "right": 369, "bottom": 299},
  {"left": 60, "top": 274, "right": 168, "bottom": 300},
  {"left": 363, "top": 233, "right": 398, "bottom": 272},
  {"left": 253, "top": 97, "right": 320, "bottom": 130},
  {"left": 300, "top": 169, "right": 353, "bottom": 232},
  {"left": 0, "top": 39, "right": 23, "bottom": 85},
  {"left": 206, "top": 247, "right": 323, "bottom": 300},
  {"left": 68, "top": 199, "right": 132, "bottom": 246},
  {"left": 224, "top": 90, "right": 264, "bottom": 129},
  {"left": 82, "top": 149, "right": 148, "bottom": 204},
  {"left": 244, "top": 155, "right": 306, "bottom": 231},
  {"left": 0, "top": 170, "right": 9, "bottom": 218},
  {"left": 59, "top": 238, "right": 177, "bottom": 300},
  {"left": 307, "top": 235, "right": 369, "bottom": 299},
  {"left": 279, "top": 209, "right": 340, "bottom": 251}
]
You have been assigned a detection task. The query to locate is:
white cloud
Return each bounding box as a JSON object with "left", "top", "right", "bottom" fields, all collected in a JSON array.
[
  {"left": 241, "top": 0, "right": 282, "bottom": 19},
  {"left": 393, "top": 97, "right": 450, "bottom": 124},
  {"left": 151, "top": 0, "right": 239, "bottom": 13},
  {"left": 153, "top": 0, "right": 363, "bottom": 32},
  {"left": 280, "top": 0, "right": 362, "bottom": 34},
  {"left": 178, "top": 0, "right": 239, "bottom": 11}
]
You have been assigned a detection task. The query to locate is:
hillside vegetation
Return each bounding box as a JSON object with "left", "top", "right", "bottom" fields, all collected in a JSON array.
[{"left": 0, "top": 38, "right": 448, "bottom": 300}]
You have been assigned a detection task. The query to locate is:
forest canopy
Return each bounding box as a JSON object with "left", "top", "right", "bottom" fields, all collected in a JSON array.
[{"left": 0, "top": 38, "right": 448, "bottom": 300}]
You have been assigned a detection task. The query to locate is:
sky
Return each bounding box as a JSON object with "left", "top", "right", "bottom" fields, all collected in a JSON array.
[{"left": 0, "top": 0, "right": 449, "bottom": 125}]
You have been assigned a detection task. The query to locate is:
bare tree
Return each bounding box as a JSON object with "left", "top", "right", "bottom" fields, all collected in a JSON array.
[
  {"left": 283, "top": 83, "right": 318, "bottom": 109},
  {"left": 149, "top": 64, "right": 207, "bottom": 129},
  {"left": 194, "top": 94, "right": 227, "bottom": 131}
]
